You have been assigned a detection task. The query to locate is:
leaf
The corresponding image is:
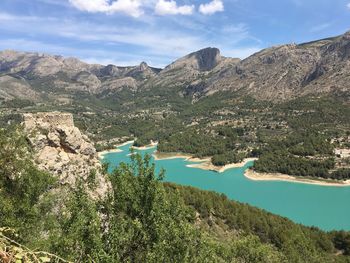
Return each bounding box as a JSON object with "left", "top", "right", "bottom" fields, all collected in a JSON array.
[
  {"left": 15, "top": 253, "right": 24, "bottom": 259},
  {"left": 40, "top": 256, "right": 51, "bottom": 262},
  {"left": 13, "top": 247, "right": 23, "bottom": 253}
]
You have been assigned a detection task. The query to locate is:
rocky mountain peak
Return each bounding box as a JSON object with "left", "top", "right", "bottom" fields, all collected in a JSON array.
[
  {"left": 162, "top": 47, "right": 222, "bottom": 73},
  {"left": 99, "top": 64, "right": 121, "bottom": 77},
  {"left": 139, "top": 61, "right": 148, "bottom": 71},
  {"left": 0, "top": 49, "right": 22, "bottom": 59},
  {"left": 192, "top": 47, "right": 221, "bottom": 71}
]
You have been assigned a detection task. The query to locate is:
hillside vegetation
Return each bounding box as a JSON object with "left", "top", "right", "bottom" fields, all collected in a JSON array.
[{"left": 1, "top": 126, "right": 350, "bottom": 262}]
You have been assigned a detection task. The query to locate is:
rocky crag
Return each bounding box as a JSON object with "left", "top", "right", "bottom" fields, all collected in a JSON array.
[{"left": 23, "top": 112, "right": 108, "bottom": 198}]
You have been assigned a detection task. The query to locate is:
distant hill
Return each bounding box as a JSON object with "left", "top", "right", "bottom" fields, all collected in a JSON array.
[{"left": 1, "top": 31, "right": 349, "bottom": 103}]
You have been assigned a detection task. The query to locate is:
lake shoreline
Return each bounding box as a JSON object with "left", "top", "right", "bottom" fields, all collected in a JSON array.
[
  {"left": 98, "top": 140, "right": 159, "bottom": 159},
  {"left": 131, "top": 141, "right": 158, "bottom": 150},
  {"left": 101, "top": 147, "right": 350, "bottom": 187},
  {"left": 97, "top": 140, "right": 134, "bottom": 159},
  {"left": 187, "top": 158, "right": 258, "bottom": 173},
  {"left": 153, "top": 152, "right": 208, "bottom": 161},
  {"left": 244, "top": 169, "right": 350, "bottom": 187},
  {"left": 153, "top": 151, "right": 257, "bottom": 173}
]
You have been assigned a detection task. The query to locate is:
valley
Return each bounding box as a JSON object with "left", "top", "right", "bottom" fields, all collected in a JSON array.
[
  {"left": 1, "top": 32, "right": 350, "bottom": 183},
  {"left": 1, "top": 30, "right": 350, "bottom": 262}
]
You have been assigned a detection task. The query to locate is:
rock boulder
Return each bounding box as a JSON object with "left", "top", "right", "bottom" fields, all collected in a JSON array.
[{"left": 23, "top": 112, "right": 108, "bottom": 198}]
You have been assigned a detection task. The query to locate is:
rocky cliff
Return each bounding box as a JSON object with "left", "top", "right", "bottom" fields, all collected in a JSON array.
[
  {"left": 23, "top": 112, "right": 108, "bottom": 198},
  {"left": 163, "top": 47, "right": 222, "bottom": 72},
  {"left": 147, "top": 47, "right": 240, "bottom": 90}
]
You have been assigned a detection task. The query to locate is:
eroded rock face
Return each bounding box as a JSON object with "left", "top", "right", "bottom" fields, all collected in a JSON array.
[{"left": 23, "top": 112, "right": 108, "bottom": 198}]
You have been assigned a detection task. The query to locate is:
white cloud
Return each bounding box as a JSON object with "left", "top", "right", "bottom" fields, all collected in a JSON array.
[
  {"left": 155, "top": 0, "right": 194, "bottom": 15},
  {"left": 347, "top": 2, "right": 350, "bottom": 9},
  {"left": 59, "top": 29, "right": 204, "bottom": 58},
  {"left": 68, "top": 0, "right": 143, "bottom": 17},
  {"left": 0, "top": 12, "right": 206, "bottom": 65},
  {"left": 37, "top": 0, "right": 71, "bottom": 7},
  {"left": 199, "top": 0, "right": 224, "bottom": 15},
  {"left": 0, "top": 38, "right": 166, "bottom": 67},
  {"left": 0, "top": 12, "right": 39, "bottom": 21},
  {"left": 0, "top": 12, "right": 203, "bottom": 53},
  {"left": 222, "top": 23, "right": 248, "bottom": 34},
  {"left": 310, "top": 23, "right": 331, "bottom": 33},
  {"left": 0, "top": 11, "right": 259, "bottom": 66}
]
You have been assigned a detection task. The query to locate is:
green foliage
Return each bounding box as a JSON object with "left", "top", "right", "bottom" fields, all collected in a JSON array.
[
  {"left": 0, "top": 227, "right": 69, "bottom": 263},
  {"left": 331, "top": 231, "right": 350, "bottom": 255},
  {"left": 209, "top": 235, "right": 287, "bottom": 263},
  {"left": 103, "top": 153, "right": 206, "bottom": 262},
  {"left": 158, "top": 129, "right": 228, "bottom": 158},
  {"left": 133, "top": 137, "right": 151, "bottom": 147},
  {"left": 216, "top": 126, "right": 244, "bottom": 138},
  {"left": 0, "top": 126, "right": 56, "bottom": 241},
  {"left": 167, "top": 184, "right": 347, "bottom": 262},
  {"left": 0, "top": 113, "right": 22, "bottom": 127},
  {"left": 1, "top": 127, "right": 350, "bottom": 262},
  {"left": 87, "top": 169, "right": 97, "bottom": 188},
  {"left": 254, "top": 131, "right": 337, "bottom": 178},
  {"left": 95, "top": 142, "right": 115, "bottom": 152},
  {"left": 2, "top": 99, "right": 34, "bottom": 109},
  {"left": 280, "top": 96, "right": 350, "bottom": 130},
  {"left": 212, "top": 151, "right": 245, "bottom": 166},
  {"left": 254, "top": 151, "right": 335, "bottom": 178},
  {"left": 41, "top": 153, "right": 289, "bottom": 262},
  {"left": 330, "top": 169, "right": 350, "bottom": 180},
  {"left": 49, "top": 182, "right": 104, "bottom": 262}
]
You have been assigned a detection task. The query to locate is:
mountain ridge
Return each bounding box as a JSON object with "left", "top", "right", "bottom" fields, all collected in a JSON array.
[{"left": 0, "top": 30, "right": 349, "bottom": 102}]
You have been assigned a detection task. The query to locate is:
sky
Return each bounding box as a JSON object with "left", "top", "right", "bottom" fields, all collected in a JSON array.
[{"left": 0, "top": 0, "right": 349, "bottom": 68}]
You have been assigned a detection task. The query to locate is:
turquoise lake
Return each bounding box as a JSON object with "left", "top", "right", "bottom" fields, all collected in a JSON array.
[{"left": 102, "top": 143, "right": 350, "bottom": 231}]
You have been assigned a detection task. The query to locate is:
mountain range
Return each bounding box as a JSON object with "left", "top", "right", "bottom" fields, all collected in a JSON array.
[{"left": 0, "top": 31, "right": 349, "bottom": 103}]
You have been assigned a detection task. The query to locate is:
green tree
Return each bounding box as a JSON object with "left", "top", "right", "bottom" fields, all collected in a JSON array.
[
  {"left": 103, "top": 153, "right": 205, "bottom": 262},
  {"left": 50, "top": 181, "right": 105, "bottom": 262},
  {"left": 0, "top": 126, "right": 56, "bottom": 241}
]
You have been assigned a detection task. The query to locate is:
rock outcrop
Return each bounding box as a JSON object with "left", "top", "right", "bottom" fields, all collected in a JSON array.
[
  {"left": 163, "top": 47, "right": 222, "bottom": 72},
  {"left": 23, "top": 112, "right": 108, "bottom": 198},
  {"left": 147, "top": 47, "right": 236, "bottom": 90}
]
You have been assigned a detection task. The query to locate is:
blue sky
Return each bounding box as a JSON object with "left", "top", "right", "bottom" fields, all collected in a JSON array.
[{"left": 0, "top": 0, "right": 349, "bottom": 67}]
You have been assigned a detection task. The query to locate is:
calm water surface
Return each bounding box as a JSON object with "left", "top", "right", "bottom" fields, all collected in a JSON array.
[{"left": 102, "top": 143, "right": 350, "bottom": 231}]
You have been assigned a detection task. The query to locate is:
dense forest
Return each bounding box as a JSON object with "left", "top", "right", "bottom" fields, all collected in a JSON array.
[
  {"left": 253, "top": 131, "right": 350, "bottom": 179},
  {"left": 1, "top": 126, "right": 350, "bottom": 262}
]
